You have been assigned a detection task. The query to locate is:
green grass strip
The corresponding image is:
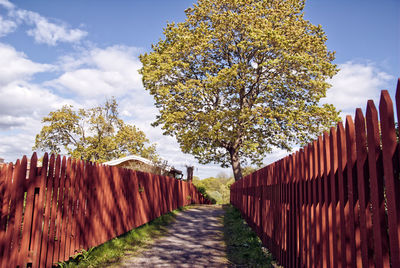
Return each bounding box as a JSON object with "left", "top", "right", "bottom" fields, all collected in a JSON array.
[
  {"left": 58, "top": 206, "right": 189, "bottom": 267},
  {"left": 223, "top": 204, "right": 275, "bottom": 267}
]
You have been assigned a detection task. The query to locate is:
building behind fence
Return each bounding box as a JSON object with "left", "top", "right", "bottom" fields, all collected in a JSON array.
[
  {"left": 0, "top": 153, "right": 209, "bottom": 267},
  {"left": 231, "top": 79, "right": 400, "bottom": 267}
]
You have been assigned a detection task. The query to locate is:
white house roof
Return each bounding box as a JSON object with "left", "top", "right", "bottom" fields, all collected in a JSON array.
[
  {"left": 104, "top": 155, "right": 155, "bottom": 167},
  {"left": 103, "top": 155, "right": 174, "bottom": 172}
]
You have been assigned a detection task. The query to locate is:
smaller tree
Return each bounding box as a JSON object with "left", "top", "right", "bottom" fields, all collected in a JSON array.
[{"left": 33, "top": 98, "right": 158, "bottom": 162}]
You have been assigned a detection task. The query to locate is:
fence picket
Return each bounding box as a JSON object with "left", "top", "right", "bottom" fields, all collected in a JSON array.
[
  {"left": 316, "top": 136, "right": 324, "bottom": 268},
  {"left": 54, "top": 156, "right": 67, "bottom": 263},
  {"left": 322, "top": 132, "right": 331, "bottom": 268},
  {"left": 17, "top": 153, "right": 37, "bottom": 266},
  {"left": 0, "top": 164, "right": 10, "bottom": 267},
  {"left": 10, "top": 157, "right": 27, "bottom": 267},
  {"left": 39, "top": 154, "right": 55, "bottom": 267},
  {"left": 0, "top": 152, "right": 207, "bottom": 267},
  {"left": 329, "top": 127, "right": 339, "bottom": 268},
  {"left": 32, "top": 153, "right": 48, "bottom": 267},
  {"left": 379, "top": 90, "right": 400, "bottom": 267},
  {"left": 298, "top": 149, "right": 305, "bottom": 267},
  {"left": 47, "top": 155, "right": 61, "bottom": 266},
  {"left": 345, "top": 116, "right": 361, "bottom": 267},
  {"left": 365, "top": 103, "right": 389, "bottom": 267},
  {"left": 337, "top": 122, "right": 351, "bottom": 267},
  {"left": 311, "top": 142, "right": 317, "bottom": 268}
]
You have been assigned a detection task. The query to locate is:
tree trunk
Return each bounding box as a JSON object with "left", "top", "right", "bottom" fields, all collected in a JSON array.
[
  {"left": 229, "top": 148, "right": 243, "bottom": 181},
  {"left": 186, "top": 166, "right": 194, "bottom": 183}
]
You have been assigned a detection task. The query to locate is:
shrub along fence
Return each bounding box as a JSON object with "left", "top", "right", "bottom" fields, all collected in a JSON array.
[
  {"left": 0, "top": 153, "right": 209, "bottom": 267},
  {"left": 231, "top": 79, "right": 400, "bottom": 267}
]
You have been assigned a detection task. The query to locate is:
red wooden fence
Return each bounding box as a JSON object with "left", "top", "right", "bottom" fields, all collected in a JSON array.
[
  {"left": 0, "top": 153, "right": 209, "bottom": 267},
  {"left": 230, "top": 78, "right": 400, "bottom": 267}
]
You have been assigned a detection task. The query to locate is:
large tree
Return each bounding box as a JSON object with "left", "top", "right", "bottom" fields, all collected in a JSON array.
[
  {"left": 140, "top": 0, "right": 339, "bottom": 181},
  {"left": 33, "top": 98, "right": 158, "bottom": 162}
]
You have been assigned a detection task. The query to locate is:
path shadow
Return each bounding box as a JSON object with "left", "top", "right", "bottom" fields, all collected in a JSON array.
[{"left": 116, "top": 205, "right": 227, "bottom": 267}]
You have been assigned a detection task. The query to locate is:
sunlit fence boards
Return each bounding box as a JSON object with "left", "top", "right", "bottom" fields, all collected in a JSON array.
[
  {"left": 230, "top": 79, "right": 400, "bottom": 267},
  {"left": 0, "top": 154, "right": 209, "bottom": 267}
]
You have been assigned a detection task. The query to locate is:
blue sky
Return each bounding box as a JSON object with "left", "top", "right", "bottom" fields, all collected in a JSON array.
[{"left": 0, "top": 0, "right": 398, "bottom": 179}]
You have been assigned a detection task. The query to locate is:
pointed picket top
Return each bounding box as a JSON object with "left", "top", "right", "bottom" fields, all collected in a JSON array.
[
  {"left": 337, "top": 121, "right": 347, "bottom": 170},
  {"left": 66, "top": 156, "right": 72, "bottom": 177},
  {"left": 322, "top": 131, "right": 330, "bottom": 173},
  {"left": 317, "top": 135, "right": 323, "bottom": 176},
  {"left": 379, "top": 90, "right": 397, "bottom": 152},
  {"left": 299, "top": 148, "right": 304, "bottom": 182},
  {"left": 355, "top": 108, "right": 366, "bottom": 141},
  {"left": 29, "top": 152, "right": 38, "bottom": 180},
  {"left": 366, "top": 101, "right": 379, "bottom": 137},
  {"left": 20, "top": 155, "right": 27, "bottom": 174},
  {"left": 61, "top": 155, "right": 67, "bottom": 176},
  {"left": 14, "top": 156, "right": 27, "bottom": 181},
  {"left": 30, "top": 152, "right": 37, "bottom": 162},
  {"left": 345, "top": 116, "right": 356, "bottom": 148},
  {"left": 312, "top": 139, "right": 318, "bottom": 179},
  {"left": 294, "top": 151, "right": 299, "bottom": 183},
  {"left": 329, "top": 127, "right": 338, "bottom": 172},
  {"left": 55, "top": 154, "right": 61, "bottom": 178},
  {"left": 40, "top": 152, "right": 49, "bottom": 177},
  {"left": 48, "top": 153, "right": 56, "bottom": 179},
  {"left": 304, "top": 142, "right": 310, "bottom": 181}
]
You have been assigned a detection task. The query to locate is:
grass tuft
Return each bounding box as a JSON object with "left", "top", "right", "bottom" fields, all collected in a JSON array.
[
  {"left": 223, "top": 204, "right": 274, "bottom": 267},
  {"left": 58, "top": 206, "right": 189, "bottom": 267}
]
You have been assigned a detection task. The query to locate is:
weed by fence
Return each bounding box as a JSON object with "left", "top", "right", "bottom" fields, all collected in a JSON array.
[
  {"left": 230, "top": 79, "right": 400, "bottom": 267},
  {"left": 0, "top": 153, "right": 209, "bottom": 267}
]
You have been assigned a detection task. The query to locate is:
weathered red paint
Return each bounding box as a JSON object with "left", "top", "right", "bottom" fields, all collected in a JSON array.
[{"left": 230, "top": 80, "right": 400, "bottom": 267}]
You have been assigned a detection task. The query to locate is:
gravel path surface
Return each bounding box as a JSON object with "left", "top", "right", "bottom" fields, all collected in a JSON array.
[{"left": 115, "top": 205, "right": 228, "bottom": 267}]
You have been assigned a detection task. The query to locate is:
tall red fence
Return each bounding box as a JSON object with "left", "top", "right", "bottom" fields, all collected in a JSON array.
[
  {"left": 0, "top": 153, "right": 209, "bottom": 267},
  {"left": 231, "top": 79, "right": 400, "bottom": 267}
]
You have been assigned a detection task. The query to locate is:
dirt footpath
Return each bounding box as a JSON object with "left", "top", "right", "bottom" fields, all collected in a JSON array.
[{"left": 115, "top": 205, "right": 228, "bottom": 267}]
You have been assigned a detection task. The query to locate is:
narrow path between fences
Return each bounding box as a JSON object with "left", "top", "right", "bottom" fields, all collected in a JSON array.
[{"left": 113, "top": 205, "right": 228, "bottom": 267}]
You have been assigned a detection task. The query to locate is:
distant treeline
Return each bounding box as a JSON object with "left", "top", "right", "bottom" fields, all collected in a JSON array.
[{"left": 193, "top": 167, "right": 257, "bottom": 204}]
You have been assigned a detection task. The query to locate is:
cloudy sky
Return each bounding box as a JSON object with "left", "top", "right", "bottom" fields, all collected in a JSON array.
[{"left": 0, "top": 0, "right": 398, "bottom": 179}]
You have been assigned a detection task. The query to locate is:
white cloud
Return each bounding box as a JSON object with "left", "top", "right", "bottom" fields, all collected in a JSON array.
[
  {"left": 0, "top": 1, "right": 87, "bottom": 45},
  {"left": 0, "top": 43, "right": 76, "bottom": 164},
  {"left": 10, "top": 9, "right": 87, "bottom": 46},
  {"left": 0, "top": 133, "right": 35, "bottom": 161},
  {"left": 0, "top": 0, "right": 14, "bottom": 9},
  {"left": 0, "top": 43, "right": 52, "bottom": 86},
  {"left": 0, "top": 15, "right": 17, "bottom": 36},
  {"left": 0, "top": 81, "right": 72, "bottom": 118},
  {"left": 323, "top": 61, "right": 393, "bottom": 119},
  {"left": 0, "top": 80, "right": 77, "bottom": 161},
  {"left": 50, "top": 46, "right": 143, "bottom": 98},
  {"left": 0, "top": 115, "right": 28, "bottom": 129},
  {"left": 0, "top": 39, "right": 327, "bottom": 178},
  {"left": 254, "top": 63, "right": 393, "bottom": 177}
]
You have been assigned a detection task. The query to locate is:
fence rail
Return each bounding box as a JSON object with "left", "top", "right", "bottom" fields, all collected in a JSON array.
[
  {"left": 0, "top": 153, "right": 209, "bottom": 267},
  {"left": 230, "top": 78, "right": 400, "bottom": 267}
]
